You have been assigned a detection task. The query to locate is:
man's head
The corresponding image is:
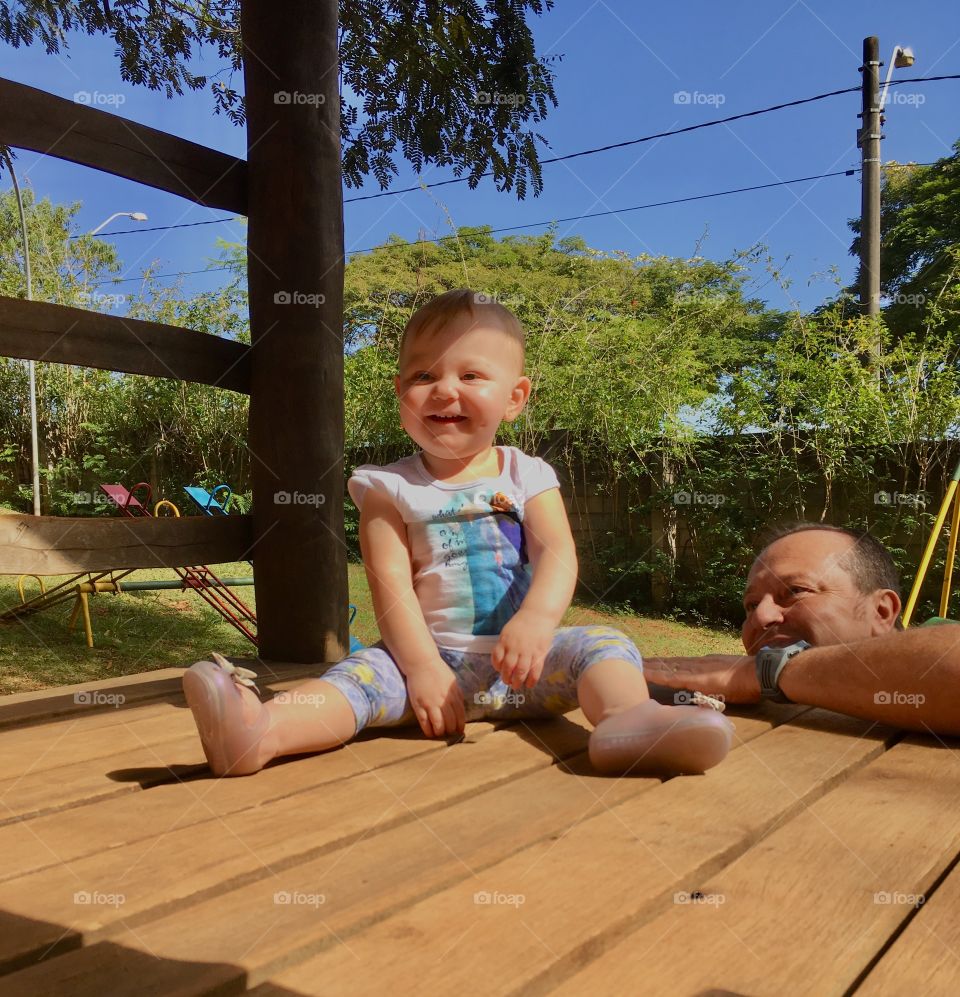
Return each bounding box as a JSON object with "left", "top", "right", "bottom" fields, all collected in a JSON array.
[{"left": 741, "top": 524, "right": 902, "bottom": 654}]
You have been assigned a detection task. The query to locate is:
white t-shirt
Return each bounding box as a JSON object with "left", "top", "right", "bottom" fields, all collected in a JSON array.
[{"left": 348, "top": 446, "right": 561, "bottom": 651}]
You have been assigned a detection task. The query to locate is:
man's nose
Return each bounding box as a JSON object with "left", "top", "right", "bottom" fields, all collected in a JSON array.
[{"left": 752, "top": 593, "right": 785, "bottom": 628}]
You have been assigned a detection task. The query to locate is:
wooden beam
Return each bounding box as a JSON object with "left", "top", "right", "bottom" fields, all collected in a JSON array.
[
  {"left": 243, "top": 0, "right": 347, "bottom": 662},
  {"left": 0, "top": 296, "right": 250, "bottom": 393},
  {"left": 0, "top": 514, "right": 253, "bottom": 574},
  {"left": 0, "top": 78, "right": 246, "bottom": 213}
]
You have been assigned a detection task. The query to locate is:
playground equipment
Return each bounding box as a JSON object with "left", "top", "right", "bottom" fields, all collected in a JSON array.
[
  {"left": 902, "top": 458, "right": 960, "bottom": 627},
  {"left": 4, "top": 481, "right": 364, "bottom": 652}
]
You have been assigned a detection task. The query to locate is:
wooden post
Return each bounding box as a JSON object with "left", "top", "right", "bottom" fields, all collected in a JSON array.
[{"left": 242, "top": 0, "right": 347, "bottom": 662}]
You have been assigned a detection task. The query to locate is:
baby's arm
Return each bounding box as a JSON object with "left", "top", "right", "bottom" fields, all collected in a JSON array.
[
  {"left": 492, "top": 487, "right": 579, "bottom": 689},
  {"left": 359, "top": 488, "right": 465, "bottom": 737}
]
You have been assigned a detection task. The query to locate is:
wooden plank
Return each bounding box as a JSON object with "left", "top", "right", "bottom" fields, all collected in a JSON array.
[
  {"left": 0, "top": 713, "right": 590, "bottom": 974},
  {"left": 0, "top": 296, "right": 250, "bottom": 393},
  {"left": 0, "top": 513, "right": 254, "bottom": 574},
  {"left": 243, "top": 0, "right": 348, "bottom": 662},
  {"left": 242, "top": 711, "right": 894, "bottom": 996},
  {"left": 856, "top": 853, "right": 960, "bottom": 994},
  {"left": 0, "top": 78, "right": 246, "bottom": 212},
  {"left": 0, "top": 707, "right": 808, "bottom": 992},
  {"left": 550, "top": 735, "right": 960, "bottom": 997}
]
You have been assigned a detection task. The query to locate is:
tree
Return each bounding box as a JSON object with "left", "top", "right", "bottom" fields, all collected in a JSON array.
[
  {"left": 0, "top": 0, "right": 559, "bottom": 197},
  {"left": 848, "top": 142, "right": 960, "bottom": 338}
]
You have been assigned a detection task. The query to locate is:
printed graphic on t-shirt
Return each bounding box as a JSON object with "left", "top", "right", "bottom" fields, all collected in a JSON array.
[{"left": 410, "top": 488, "right": 529, "bottom": 637}]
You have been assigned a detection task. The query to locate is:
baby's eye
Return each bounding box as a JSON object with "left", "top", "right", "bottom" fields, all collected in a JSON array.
[
  {"left": 411, "top": 372, "right": 432, "bottom": 382},
  {"left": 462, "top": 372, "right": 480, "bottom": 381}
]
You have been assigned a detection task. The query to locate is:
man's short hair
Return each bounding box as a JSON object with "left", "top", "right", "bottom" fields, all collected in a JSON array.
[{"left": 760, "top": 522, "right": 902, "bottom": 600}]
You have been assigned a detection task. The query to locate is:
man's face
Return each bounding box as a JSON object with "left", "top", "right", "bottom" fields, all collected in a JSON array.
[{"left": 741, "top": 530, "right": 898, "bottom": 654}]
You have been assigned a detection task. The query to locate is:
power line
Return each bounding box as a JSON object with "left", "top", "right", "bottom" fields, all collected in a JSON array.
[
  {"left": 78, "top": 72, "right": 960, "bottom": 241},
  {"left": 92, "top": 164, "right": 876, "bottom": 286}
]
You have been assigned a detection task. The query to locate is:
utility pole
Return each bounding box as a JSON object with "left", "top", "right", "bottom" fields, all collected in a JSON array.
[{"left": 858, "top": 35, "right": 882, "bottom": 318}]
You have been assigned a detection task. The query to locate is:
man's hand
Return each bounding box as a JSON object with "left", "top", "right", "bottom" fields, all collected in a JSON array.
[
  {"left": 492, "top": 609, "right": 555, "bottom": 690},
  {"left": 405, "top": 659, "right": 466, "bottom": 738},
  {"left": 644, "top": 654, "right": 761, "bottom": 704}
]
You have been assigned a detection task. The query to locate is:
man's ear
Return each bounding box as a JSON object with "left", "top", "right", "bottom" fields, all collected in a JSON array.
[
  {"left": 871, "top": 589, "right": 902, "bottom": 634},
  {"left": 504, "top": 375, "right": 532, "bottom": 422}
]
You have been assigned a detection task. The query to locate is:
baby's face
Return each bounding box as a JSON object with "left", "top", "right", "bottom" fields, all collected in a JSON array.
[{"left": 394, "top": 312, "right": 530, "bottom": 463}]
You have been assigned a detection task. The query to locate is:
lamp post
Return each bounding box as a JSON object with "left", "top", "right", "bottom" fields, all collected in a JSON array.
[
  {"left": 858, "top": 38, "right": 915, "bottom": 319},
  {"left": 88, "top": 211, "right": 148, "bottom": 236}
]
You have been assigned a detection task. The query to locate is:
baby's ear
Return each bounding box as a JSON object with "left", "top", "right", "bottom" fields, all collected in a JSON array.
[{"left": 506, "top": 375, "right": 532, "bottom": 419}]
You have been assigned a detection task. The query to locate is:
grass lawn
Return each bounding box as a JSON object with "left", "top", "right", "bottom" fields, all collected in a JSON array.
[{"left": 0, "top": 561, "right": 743, "bottom": 696}]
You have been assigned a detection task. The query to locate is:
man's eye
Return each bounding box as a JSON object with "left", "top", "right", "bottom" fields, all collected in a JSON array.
[{"left": 744, "top": 602, "right": 757, "bottom": 613}]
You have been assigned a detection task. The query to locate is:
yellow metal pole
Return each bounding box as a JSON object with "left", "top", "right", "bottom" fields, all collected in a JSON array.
[
  {"left": 940, "top": 487, "right": 960, "bottom": 618},
  {"left": 903, "top": 459, "right": 960, "bottom": 628}
]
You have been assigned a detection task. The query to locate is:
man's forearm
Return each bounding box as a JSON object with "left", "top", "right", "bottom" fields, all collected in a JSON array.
[{"left": 779, "top": 628, "right": 960, "bottom": 735}]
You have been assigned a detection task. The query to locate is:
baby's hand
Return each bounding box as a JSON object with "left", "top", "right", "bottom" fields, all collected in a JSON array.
[
  {"left": 492, "top": 609, "right": 555, "bottom": 690},
  {"left": 405, "top": 659, "right": 465, "bottom": 738}
]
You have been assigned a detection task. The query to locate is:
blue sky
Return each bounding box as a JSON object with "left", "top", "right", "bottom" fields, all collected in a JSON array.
[{"left": 3, "top": 0, "right": 959, "bottom": 314}]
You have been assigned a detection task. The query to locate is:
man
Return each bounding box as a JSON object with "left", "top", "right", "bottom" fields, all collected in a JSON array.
[{"left": 644, "top": 524, "right": 960, "bottom": 736}]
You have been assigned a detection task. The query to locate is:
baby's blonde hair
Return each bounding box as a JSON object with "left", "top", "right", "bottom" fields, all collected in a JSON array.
[{"left": 398, "top": 289, "right": 526, "bottom": 371}]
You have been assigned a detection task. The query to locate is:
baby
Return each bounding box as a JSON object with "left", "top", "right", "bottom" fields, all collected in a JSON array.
[{"left": 183, "top": 290, "right": 733, "bottom": 777}]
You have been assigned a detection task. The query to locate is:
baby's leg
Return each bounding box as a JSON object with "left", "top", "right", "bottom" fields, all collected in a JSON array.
[
  {"left": 548, "top": 627, "right": 733, "bottom": 776},
  {"left": 183, "top": 646, "right": 409, "bottom": 777}
]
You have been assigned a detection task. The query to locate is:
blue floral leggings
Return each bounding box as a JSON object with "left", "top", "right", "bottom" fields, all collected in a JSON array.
[{"left": 319, "top": 625, "right": 644, "bottom": 733}]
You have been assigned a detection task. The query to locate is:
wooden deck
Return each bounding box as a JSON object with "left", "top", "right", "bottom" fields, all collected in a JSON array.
[{"left": 1, "top": 664, "right": 960, "bottom": 996}]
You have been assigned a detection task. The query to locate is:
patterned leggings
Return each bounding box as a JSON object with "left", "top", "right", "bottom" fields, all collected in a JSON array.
[{"left": 319, "top": 625, "right": 644, "bottom": 733}]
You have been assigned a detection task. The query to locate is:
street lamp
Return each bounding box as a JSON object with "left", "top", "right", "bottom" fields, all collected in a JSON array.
[
  {"left": 858, "top": 38, "right": 916, "bottom": 319},
  {"left": 88, "top": 211, "right": 148, "bottom": 236}
]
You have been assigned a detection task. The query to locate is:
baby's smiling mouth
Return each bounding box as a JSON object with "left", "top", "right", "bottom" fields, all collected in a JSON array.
[{"left": 428, "top": 414, "right": 467, "bottom": 422}]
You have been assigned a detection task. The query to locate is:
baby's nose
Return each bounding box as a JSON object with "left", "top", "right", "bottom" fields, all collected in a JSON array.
[{"left": 432, "top": 376, "right": 459, "bottom": 399}]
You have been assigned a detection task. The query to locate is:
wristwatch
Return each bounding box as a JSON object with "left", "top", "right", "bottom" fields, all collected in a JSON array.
[{"left": 755, "top": 640, "right": 811, "bottom": 702}]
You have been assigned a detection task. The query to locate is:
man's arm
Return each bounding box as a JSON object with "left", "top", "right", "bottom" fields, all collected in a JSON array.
[{"left": 645, "top": 628, "right": 960, "bottom": 735}]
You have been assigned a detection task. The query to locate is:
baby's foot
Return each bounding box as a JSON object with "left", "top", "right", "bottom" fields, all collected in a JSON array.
[
  {"left": 183, "top": 652, "right": 273, "bottom": 776},
  {"left": 588, "top": 700, "right": 733, "bottom": 776}
]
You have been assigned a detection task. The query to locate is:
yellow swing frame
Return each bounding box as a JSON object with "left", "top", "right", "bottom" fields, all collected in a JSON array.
[{"left": 901, "top": 459, "right": 960, "bottom": 628}]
